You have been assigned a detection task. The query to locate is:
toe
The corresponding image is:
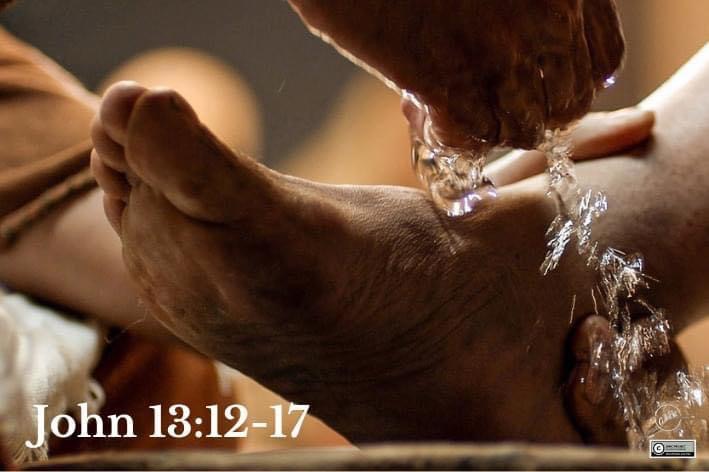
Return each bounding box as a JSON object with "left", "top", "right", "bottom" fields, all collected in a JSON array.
[
  {"left": 91, "top": 149, "right": 131, "bottom": 200},
  {"left": 91, "top": 116, "right": 128, "bottom": 172},
  {"left": 99, "top": 81, "right": 148, "bottom": 144},
  {"left": 124, "top": 87, "right": 275, "bottom": 222},
  {"left": 102, "top": 193, "right": 126, "bottom": 234}
]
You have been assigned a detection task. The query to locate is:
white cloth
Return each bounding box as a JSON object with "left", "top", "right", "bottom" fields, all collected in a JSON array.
[{"left": 0, "top": 293, "right": 103, "bottom": 463}]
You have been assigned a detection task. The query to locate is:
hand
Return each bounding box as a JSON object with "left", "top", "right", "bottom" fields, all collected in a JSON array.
[
  {"left": 486, "top": 107, "right": 654, "bottom": 186},
  {"left": 290, "top": 0, "right": 624, "bottom": 150}
]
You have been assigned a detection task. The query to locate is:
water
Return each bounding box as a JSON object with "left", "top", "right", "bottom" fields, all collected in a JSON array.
[
  {"left": 540, "top": 129, "right": 708, "bottom": 449},
  {"left": 405, "top": 74, "right": 707, "bottom": 448},
  {"left": 411, "top": 137, "right": 497, "bottom": 216},
  {"left": 407, "top": 72, "right": 616, "bottom": 217},
  {"left": 407, "top": 92, "right": 497, "bottom": 217},
  {"left": 408, "top": 113, "right": 708, "bottom": 447}
]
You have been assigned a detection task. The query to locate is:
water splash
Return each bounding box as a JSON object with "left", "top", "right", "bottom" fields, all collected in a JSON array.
[
  {"left": 603, "top": 74, "right": 617, "bottom": 89},
  {"left": 540, "top": 128, "right": 708, "bottom": 449},
  {"left": 407, "top": 92, "right": 496, "bottom": 216},
  {"left": 404, "top": 86, "right": 706, "bottom": 447}
]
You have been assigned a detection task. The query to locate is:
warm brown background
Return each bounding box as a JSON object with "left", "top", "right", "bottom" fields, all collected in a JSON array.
[
  {"left": 0, "top": 1, "right": 706, "bottom": 162},
  {"left": 1, "top": 0, "right": 707, "bottom": 366}
]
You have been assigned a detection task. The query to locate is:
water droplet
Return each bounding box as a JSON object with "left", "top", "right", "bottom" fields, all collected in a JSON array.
[
  {"left": 409, "top": 108, "right": 496, "bottom": 216},
  {"left": 603, "top": 74, "right": 617, "bottom": 89},
  {"left": 539, "top": 127, "right": 708, "bottom": 449}
]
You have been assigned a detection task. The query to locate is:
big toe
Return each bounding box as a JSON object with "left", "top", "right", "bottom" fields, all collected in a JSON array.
[
  {"left": 121, "top": 86, "right": 276, "bottom": 222},
  {"left": 99, "top": 81, "right": 148, "bottom": 144}
]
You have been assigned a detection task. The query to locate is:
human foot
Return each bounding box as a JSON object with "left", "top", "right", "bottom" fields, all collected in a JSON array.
[
  {"left": 93, "top": 82, "right": 456, "bottom": 441},
  {"left": 91, "top": 81, "right": 653, "bottom": 443},
  {"left": 99, "top": 47, "right": 262, "bottom": 157}
]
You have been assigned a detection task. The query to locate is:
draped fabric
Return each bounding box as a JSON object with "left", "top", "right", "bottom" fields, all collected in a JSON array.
[{"left": 0, "top": 27, "right": 238, "bottom": 463}]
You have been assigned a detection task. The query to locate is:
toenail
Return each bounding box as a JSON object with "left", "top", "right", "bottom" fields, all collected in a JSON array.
[{"left": 100, "top": 82, "right": 148, "bottom": 141}]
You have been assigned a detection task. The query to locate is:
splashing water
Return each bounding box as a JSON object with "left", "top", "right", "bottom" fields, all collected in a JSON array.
[
  {"left": 540, "top": 128, "right": 708, "bottom": 449},
  {"left": 603, "top": 74, "right": 617, "bottom": 89},
  {"left": 305, "top": 28, "right": 497, "bottom": 217},
  {"left": 304, "top": 33, "right": 498, "bottom": 218},
  {"left": 407, "top": 92, "right": 497, "bottom": 217},
  {"left": 404, "top": 84, "right": 706, "bottom": 448}
]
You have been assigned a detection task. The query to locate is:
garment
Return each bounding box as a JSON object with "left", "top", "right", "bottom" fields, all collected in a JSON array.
[
  {"left": 0, "top": 27, "right": 97, "bottom": 248},
  {"left": 0, "top": 293, "right": 103, "bottom": 463},
  {"left": 0, "top": 26, "right": 237, "bottom": 457}
]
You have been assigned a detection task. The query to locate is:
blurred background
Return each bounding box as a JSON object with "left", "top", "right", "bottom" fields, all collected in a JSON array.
[
  {"left": 1, "top": 0, "right": 707, "bottom": 452},
  {"left": 2, "top": 0, "right": 352, "bottom": 165},
  {"left": 1, "top": 0, "right": 706, "bottom": 164}
]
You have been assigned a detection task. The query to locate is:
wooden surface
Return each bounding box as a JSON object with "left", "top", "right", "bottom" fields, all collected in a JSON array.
[{"left": 25, "top": 443, "right": 709, "bottom": 470}]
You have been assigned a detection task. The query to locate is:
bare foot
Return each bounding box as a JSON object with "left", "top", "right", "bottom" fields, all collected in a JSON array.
[
  {"left": 91, "top": 81, "right": 588, "bottom": 442},
  {"left": 98, "top": 47, "right": 262, "bottom": 157},
  {"left": 91, "top": 81, "right": 663, "bottom": 443}
]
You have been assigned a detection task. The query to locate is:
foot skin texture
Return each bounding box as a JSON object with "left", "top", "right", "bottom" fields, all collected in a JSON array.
[{"left": 91, "top": 82, "right": 632, "bottom": 444}]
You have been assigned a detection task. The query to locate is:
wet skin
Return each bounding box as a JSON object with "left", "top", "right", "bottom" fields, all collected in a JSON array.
[
  {"left": 91, "top": 57, "right": 709, "bottom": 443},
  {"left": 289, "top": 0, "right": 624, "bottom": 149}
]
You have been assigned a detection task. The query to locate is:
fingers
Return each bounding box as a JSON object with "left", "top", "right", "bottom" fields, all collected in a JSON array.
[
  {"left": 531, "top": 0, "right": 591, "bottom": 129},
  {"left": 583, "top": 0, "right": 625, "bottom": 87},
  {"left": 427, "top": 85, "right": 500, "bottom": 150},
  {"left": 486, "top": 148, "right": 547, "bottom": 188},
  {"left": 403, "top": 88, "right": 499, "bottom": 152},
  {"left": 408, "top": 105, "right": 654, "bottom": 187},
  {"left": 571, "top": 108, "right": 655, "bottom": 158},
  {"left": 487, "top": 108, "right": 654, "bottom": 186},
  {"left": 495, "top": 60, "right": 547, "bottom": 149},
  {"left": 539, "top": 39, "right": 594, "bottom": 131},
  {"left": 401, "top": 93, "right": 426, "bottom": 143}
]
